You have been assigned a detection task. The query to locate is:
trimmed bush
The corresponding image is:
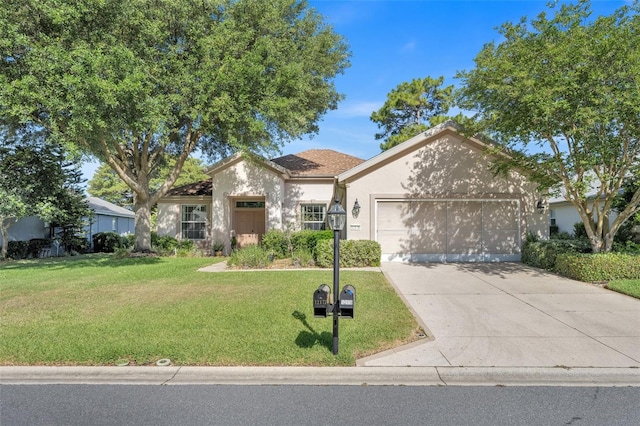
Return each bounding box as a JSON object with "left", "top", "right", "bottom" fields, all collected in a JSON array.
[
  {"left": 261, "top": 229, "right": 334, "bottom": 259},
  {"left": 92, "top": 232, "right": 128, "bottom": 253},
  {"left": 7, "top": 241, "right": 29, "bottom": 259},
  {"left": 522, "top": 239, "right": 591, "bottom": 270},
  {"left": 555, "top": 252, "right": 640, "bottom": 282},
  {"left": 261, "top": 230, "right": 288, "bottom": 258},
  {"left": 315, "top": 239, "right": 381, "bottom": 268}
]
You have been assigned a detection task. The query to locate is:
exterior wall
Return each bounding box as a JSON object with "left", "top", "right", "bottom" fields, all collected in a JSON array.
[
  {"left": 342, "top": 133, "right": 548, "bottom": 245},
  {"left": 0, "top": 216, "right": 47, "bottom": 245},
  {"left": 282, "top": 179, "right": 334, "bottom": 229},
  {"left": 550, "top": 201, "right": 618, "bottom": 235},
  {"left": 85, "top": 214, "right": 135, "bottom": 237},
  {"left": 157, "top": 195, "right": 212, "bottom": 251},
  {"left": 157, "top": 203, "right": 181, "bottom": 238},
  {"left": 211, "top": 159, "right": 285, "bottom": 251}
]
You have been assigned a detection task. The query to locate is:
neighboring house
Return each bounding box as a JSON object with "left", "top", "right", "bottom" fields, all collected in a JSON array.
[
  {"left": 157, "top": 121, "right": 548, "bottom": 262},
  {"left": 84, "top": 197, "right": 135, "bottom": 248},
  {"left": 0, "top": 197, "right": 135, "bottom": 255},
  {"left": 548, "top": 194, "right": 618, "bottom": 236}
]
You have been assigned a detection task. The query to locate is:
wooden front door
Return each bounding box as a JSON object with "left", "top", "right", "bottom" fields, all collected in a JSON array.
[{"left": 234, "top": 209, "right": 266, "bottom": 248}]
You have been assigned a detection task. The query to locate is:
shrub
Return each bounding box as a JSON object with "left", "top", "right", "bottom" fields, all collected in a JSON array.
[
  {"left": 152, "top": 234, "right": 178, "bottom": 252},
  {"left": 27, "top": 238, "right": 51, "bottom": 258},
  {"left": 573, "top": 221, "right": 588, "bottom": 239},
  {"left": 7, "top": 241, "right": 29, "bottom": 259},
  {"left": 315, "top": 239, "right": 381, "bottom": 268},
  {"left": 291, "top": 249, "right": 314, "bottom": 268},
  {"left": 522, "top": 239, "right": 591, "bottom": 270},
  {"left": 262, "top": 229, "right": 334, "bottom": 259},
  {"left": 92, "top": 232, "right": 128, "bottom": 253},
  {"left": 555, "top": 252, "right": 640, "bottom": 282},
  {"left": 227, "top": 245, "right": 272, "bottom": 269},
  {"left": 261, "top": 230, "right": 288, "bottom": 258}
]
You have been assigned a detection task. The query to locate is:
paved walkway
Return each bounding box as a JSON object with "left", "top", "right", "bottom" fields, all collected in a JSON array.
[{"left": 360, "top": 262, "right": 640, "bottom": 369}]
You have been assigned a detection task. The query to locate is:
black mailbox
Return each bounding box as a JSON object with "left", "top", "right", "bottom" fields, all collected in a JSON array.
[
  {"left": 339, "top": 285, "right": 355, "bottom": 318},
  {"left": 313, "top": 284, "right": 331, "bottom": 318}
]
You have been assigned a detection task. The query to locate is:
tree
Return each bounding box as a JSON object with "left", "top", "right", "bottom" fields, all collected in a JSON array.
[
  {"left": 370, "top": 76, "right": 454, "bottom": 151},
  {"left": 1, "top": 0, "right": 350, "bottom": 252},
  {"left": 88, "top": 157, "right": 210, "bottom": 210},
  {"left": 456, "top": 0, "right": 640, "bottom": 253},
  {"left": 0, "top": 130, "right": 84, "bottom": 258},
  {"left": 51, "top": 162, "right": 93, "bottom": 254}
]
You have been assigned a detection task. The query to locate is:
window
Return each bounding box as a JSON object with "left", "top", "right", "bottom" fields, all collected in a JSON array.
[
  {"left": 550, "top": 209, "right": 557, "bottom": 226},
  {"left": 236, "top": 201, "right": 265, "bottom": 209},
  {"left": 181, "top": 205, "right": 207, "bottom": 240},
  {"left": 301, "top": 204, "right": 326, "bottom": 230}
]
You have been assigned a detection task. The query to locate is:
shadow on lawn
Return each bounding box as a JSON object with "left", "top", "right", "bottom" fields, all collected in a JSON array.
[{"left": 292, "top": 311, "right": 332, "bottom": 352}]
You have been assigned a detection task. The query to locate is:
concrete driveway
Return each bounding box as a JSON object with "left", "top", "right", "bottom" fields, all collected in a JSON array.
[{"left": 359, "top": 262, "right": 640, "bottom": 368}]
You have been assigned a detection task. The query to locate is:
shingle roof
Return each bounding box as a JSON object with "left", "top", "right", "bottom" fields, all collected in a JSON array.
[
  {"left": 271, "top": 149, "right": 365, "bottom": 177},
  {"left": 165, "top": 180, "right": 213, "bottom": 196},
  {"left": 86, "top": 197, "right": 135, "bottom": 218}
]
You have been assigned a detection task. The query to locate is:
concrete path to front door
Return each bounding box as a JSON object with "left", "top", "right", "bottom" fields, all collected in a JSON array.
[{"left": 359, "top": 262, "right": 640, "bottom": 369}]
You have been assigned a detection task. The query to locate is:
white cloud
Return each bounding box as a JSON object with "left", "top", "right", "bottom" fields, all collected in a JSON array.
[
  {"left": 401, "top": 40, "right": 417, "bottom": 52},
  {"left": 336, "top": 101, "right": 383, "bottom": 118}
]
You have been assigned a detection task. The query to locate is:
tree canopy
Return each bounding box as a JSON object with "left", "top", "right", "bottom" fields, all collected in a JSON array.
[
  {"left": 88, "top": 157, "right": 210, "bottom": 210},
  {"left": 0, "top": 0, "right": 350, "bottom": 251},
  {"left": 456, "top": 0, "right": 640, "bottom": 253},
  {"left": 370, "top": 76, "right": 454, "bottom": 151}
]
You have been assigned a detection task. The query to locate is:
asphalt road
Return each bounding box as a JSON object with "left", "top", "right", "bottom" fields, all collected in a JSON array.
[{"left": 2, "top": 384, "right": 639, "bottom": 426}]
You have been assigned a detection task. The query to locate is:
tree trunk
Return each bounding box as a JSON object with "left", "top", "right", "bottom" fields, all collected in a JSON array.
[
  {"left": 133, "top": 194, "right": 153, "bottom": 253},
  {"left": 0, "top": 219, "right": 10, "bottom": 259}
]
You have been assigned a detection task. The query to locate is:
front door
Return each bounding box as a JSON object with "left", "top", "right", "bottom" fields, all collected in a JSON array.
[{"left": 233, "top": 200, "right": 266, "bottom": 248}]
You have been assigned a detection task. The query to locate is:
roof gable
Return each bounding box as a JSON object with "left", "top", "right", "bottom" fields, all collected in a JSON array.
[{"left": 338, "top": 121, "right": 492, "bottom": 183}]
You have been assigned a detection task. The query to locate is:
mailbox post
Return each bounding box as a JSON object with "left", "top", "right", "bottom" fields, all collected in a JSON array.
[{"left": 327, "top": 198, "right": 346, "bottom": 355}]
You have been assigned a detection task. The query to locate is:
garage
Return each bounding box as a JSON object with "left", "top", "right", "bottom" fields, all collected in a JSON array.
[{"left": 376, "top": 199, "right": 521, "bottom": 262}]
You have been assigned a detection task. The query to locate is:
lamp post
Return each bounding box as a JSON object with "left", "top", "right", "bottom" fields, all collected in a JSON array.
[{"left": 327, "top": 197, "right": 346, "bottom": 355}]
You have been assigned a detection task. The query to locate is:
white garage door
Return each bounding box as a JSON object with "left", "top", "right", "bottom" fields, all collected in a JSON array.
[{"left": 376, "top": 199, "right": 521, "bottom": 262}]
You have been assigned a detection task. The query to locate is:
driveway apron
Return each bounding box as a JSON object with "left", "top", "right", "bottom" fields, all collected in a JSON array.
[{"left": 359, "top": 263, "right": 640, "bottom": 368}]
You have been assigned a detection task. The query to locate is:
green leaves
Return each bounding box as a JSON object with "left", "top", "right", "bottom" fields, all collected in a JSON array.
[
  {"left": 370, "top": 76, "right": 454, "bottom": 151},
  {"left": 1, "top": 0, "right": 349, "bottom": 251},
  {"left": 456, "top": 0, "right": 640, "bottom": 252}
]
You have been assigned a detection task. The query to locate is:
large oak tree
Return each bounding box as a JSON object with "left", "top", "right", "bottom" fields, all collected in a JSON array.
[
  {"left": 457, "top": 0, "right": 640, "bottom": 253},
  {"left": 1, "top": 0, "right": 350, "bottom": 251}
]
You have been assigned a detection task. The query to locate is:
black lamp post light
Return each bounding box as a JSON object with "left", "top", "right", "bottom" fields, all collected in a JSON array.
[{"left": 312, "top": 197, "right": 356, "bottom": 355}]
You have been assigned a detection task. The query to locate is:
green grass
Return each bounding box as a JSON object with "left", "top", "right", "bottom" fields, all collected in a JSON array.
[
  {"left": 607, "top": 279, "right": 640, "bottom": 299},
  {"left": 0, "top": 255, "right": 418, "bottom": 366}
]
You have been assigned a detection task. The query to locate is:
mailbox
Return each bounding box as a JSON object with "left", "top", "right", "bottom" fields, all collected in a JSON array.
[
  {"left": 313, "top": 284, "right": 332, "bottom": 318},
  {"left": 339, "top": 285, "right": 355, "bottom": 318}
]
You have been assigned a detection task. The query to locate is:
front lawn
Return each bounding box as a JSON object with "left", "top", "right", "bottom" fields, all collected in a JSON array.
[
  {"left": 607, "top": 279, "right": 640, "bottom": 299},
  {"left": 0, "top": 255, "right": 418, "bottom": 366}
]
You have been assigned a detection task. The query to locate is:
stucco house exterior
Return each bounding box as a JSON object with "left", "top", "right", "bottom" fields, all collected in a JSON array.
[{"left": 157, "top": 121, "right": 549, "bottom": 261}]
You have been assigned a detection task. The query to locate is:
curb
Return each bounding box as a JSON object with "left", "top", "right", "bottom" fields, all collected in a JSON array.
[{"left": 2, "top": 366, "right": 639, "bottom": 387}]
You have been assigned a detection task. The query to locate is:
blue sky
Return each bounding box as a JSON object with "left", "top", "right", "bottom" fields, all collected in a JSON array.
[{"left": 80, "top": 0, "right": 627, "bottom": 181}]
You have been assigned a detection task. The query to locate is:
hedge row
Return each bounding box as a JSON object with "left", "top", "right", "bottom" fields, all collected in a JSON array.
[
  {"left": 261, "top": 229, "right": 334, "bottom": 259},
  {"left": 315, "top": 239, "right": 381, "bottom": 268},
  {"left": 6, "top": 238, "right": 52, "bottom": 259},
  {"left": 521, "top": 240, "right": 591, "bottom": 271},
  {"left": 555, "top": 253, "right": 640, "bottom": 282}
]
